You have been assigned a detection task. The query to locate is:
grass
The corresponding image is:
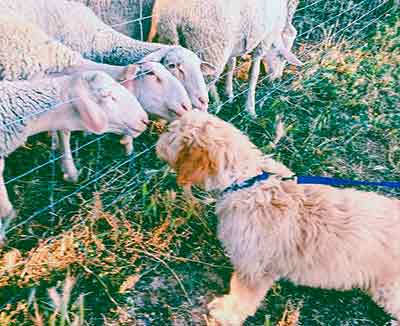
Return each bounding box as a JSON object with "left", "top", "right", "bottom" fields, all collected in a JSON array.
[{"left": 1, "top": 0, "right": 399, "bottom": 325}]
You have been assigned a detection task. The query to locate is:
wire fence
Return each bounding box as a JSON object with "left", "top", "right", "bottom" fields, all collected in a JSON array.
[{"left": 1, "top": 0, "right": 396, "bottom": 238}]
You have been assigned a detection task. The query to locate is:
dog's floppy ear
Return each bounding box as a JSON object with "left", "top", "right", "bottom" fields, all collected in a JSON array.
[{"left": 175, "top": 142, "right": 217, "bottom": 187}]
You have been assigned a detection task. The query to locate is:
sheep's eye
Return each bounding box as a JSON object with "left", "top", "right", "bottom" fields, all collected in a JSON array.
[{"left": 167, "top": 63, "right": 177, "bottom": 69}]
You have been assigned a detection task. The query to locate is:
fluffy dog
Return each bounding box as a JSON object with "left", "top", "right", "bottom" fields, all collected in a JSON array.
[{"left": 156, "top": 111, "right": 400, "bottom": 326}]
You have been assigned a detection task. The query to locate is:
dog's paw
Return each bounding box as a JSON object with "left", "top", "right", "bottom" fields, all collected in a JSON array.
[{"left": 207, "top": 295, "right": 246, "bottom": 326}]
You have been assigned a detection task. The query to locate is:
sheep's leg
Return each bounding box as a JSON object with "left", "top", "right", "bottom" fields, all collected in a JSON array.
[
  {"left": 0, "top": 159, "right": 14, "bottom": 219},
  {"left": 208, "top": 83, "right": 221, "bottom": 106},
  {"left": 57, "top": 131, "right": 79, "bottom": 183},
  {"left": 246, "top": 54, "right": 262, "bottom": 117},
  {"left": 0, "top": 159, "right": 15, "bottom": 245},
  {"left": 120, "top": 135, "right": 134, "bottom": 156},
  {"left": 224, "top": 57, "right": 236, "bottom": 103},
  {"left": 209, "top": 64, "right": 229, "bottom": 112},
  {"left": 208, "top": 272, "right": 273, "bottom": 325},
  {"left": 263, "top": 49, "right": 281, "bottom": 80}
]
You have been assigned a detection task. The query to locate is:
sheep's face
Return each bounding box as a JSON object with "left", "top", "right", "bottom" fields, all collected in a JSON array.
[
  {"left": 120, "top": 63, "right": 192, "bottom": 121},
  {"left": 77, "top": 71, "right": 149, "bottom": 137},
  {"left": 141, "top": 47, "right": 216, "bottom": 112}
]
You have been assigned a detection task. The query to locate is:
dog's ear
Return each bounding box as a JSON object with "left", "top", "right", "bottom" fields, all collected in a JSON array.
[{"left": 175, "top": 142, "right": 217, "bottom": 187}]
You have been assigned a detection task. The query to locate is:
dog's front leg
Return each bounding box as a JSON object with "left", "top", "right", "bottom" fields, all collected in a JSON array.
[{"left": 208, "top": 272, "right": 274, "bottom": 325}]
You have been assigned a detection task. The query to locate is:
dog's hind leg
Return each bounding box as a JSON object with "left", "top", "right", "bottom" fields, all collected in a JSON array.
[
  {"left": 369, "top": 278, "right": 400, "bottom": 325},
  {"left": 208, "top": 272, "right": 274, "bottom": 325}
]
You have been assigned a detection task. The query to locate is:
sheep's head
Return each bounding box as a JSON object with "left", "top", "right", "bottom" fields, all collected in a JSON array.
[
  {"left": 118, "top": 62, "right": 192, "bottom": 121},
  {"left": 265, "top": 25, "right": 303, "bottom": 80},
  {"left": 140, "top": 47, "right": 216, "bottom": 112},
  {"left": 72, "top": 71, "right": 149, "bottom": 137}
]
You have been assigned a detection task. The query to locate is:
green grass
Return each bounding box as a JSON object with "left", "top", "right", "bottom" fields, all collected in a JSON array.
[{"left": 1, "top": 1, "right": 399, "bottom": 325}]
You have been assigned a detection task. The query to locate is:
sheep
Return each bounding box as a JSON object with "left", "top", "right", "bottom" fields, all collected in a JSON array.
[
  {"left": 71, "top": 0, "right": 300, "bottom": 103},
  {"left": 0, "top": 14, "right": 192, "bottom": 181},
  {"left": 0, "top": 14, "right": 83, "bottom": 81},
  {"left": 0, "top": 70, "right": 149, "bottom": 223},
  {"left": 0, "top": 0, "right": 214, "bottom": 111},
  {"left": 58, "top": 60, "right": 192, "bottom": 182},
  {"left": 71, "top": 0, "right": 155, "bottom": 41},
  {"left": 148, "top": 0, "right": 303, "bottom": 115},
  {"left": 262, "top": 0, "right": 300, "bottom": 80},
  {"left": 224, "top": 0, "right": 300, "bottom": 104}
]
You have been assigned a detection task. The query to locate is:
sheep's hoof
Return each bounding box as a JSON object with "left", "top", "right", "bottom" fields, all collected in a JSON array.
[
  {"left": 224, "top": 88, "right": 234, "bottom": 102},
  {"left": 245, "top": 105, "right": 257, "bottom": 118},
  {"left": 120, "top": 136, "right": 134, "bottom": 156},
  {"left": 125, "top": 144, "right": 134, "bottom": 156},
  {"left": 63, "top": 171, "right": 80, "bottom": 183}
]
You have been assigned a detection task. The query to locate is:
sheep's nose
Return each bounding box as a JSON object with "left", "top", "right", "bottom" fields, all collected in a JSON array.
[
  {"left": 141, "top": 118, "right": 149, "bottom": 126},
  {"left": 199, "top": 96, "right": 209, "bottom": 105},
  {"left": 197, "top": 96, "right": 209, "bottom": 111},
  {"left": 181, "top": 103, "right": 191, "bottom": 112}
]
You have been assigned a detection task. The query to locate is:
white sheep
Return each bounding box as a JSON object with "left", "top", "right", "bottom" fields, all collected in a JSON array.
[
  {"left": 71, "top": 0, "right": 300, "bottom": 102},
  {"left": 58, "top": 60, "right": 193, "bottom": 182},
  {"left": 262, "top": 0, "right": 300, "bottom": 80},
  {"left": 0, "top": 71, "right": 149, "bottom": 220},
  {"left": 0, "top": 0, "right": 215, "bottom": 111},
  {"left": 223, "top": 0, "right": 300, "bottom": 104},
  {"left": 0, "top": 14, "right": 83, "bottom": 81},
  {"left": 148, "top": 0, "right": 303, "bottom": 115},
  {"left": 71, "top": 0, "right": 155, "bottom": 41},
  {"left": 0, "top": 14, "right": 192, "bottom": 178}
]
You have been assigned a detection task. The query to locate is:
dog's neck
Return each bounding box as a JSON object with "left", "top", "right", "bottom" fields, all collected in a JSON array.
[
  {"left": 204, "top": 153, "right": 295, "bottom": 194},
  {"left": 205, "top": 152, "right": 265, "bottom": 192}
]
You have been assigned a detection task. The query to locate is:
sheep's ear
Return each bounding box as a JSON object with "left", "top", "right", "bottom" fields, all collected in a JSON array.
[
  {"left": 75, "top": 79, "right": 109, "bottom": 134},
  {"left": 174, "top": 142, "right": 217, "bottom": 188},
  {"left": 139, "top": 48, "right": 170, "bottom": 63},
  {"left": 119, "top": 65, "right": 139, "bottom": 82},
  {"left": 200, "top": 61, "right": 217, "bottom": 76},
  {"left": 118, "top": 64, "right": 139, "bottom": 91},
  {"left": 278, "top": 47, "right": 303, "bottom": 66}
]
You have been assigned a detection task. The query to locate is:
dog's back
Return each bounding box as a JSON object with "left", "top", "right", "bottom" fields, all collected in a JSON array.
[{"left": 288, "top": 185, "right": 400, "bottom": 290}]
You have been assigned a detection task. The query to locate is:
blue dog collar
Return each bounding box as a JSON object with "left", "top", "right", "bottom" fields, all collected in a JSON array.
[{"left": 222, "top": 171, "right": 272, "bottom": 195}]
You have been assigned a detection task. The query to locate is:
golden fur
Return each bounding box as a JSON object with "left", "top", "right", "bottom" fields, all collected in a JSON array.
[{"left": 156, "top": 111, "right": 400, "bottom": 325}]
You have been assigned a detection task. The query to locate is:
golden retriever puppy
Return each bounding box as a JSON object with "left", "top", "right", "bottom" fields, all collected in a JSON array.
[{"left": 156, "top": 111, "right": 400, "bottom": 326}]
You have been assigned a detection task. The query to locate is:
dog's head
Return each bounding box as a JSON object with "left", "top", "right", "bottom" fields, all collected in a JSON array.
[{"left": 156, "top": 111, "right": 264, "bottom": 191}]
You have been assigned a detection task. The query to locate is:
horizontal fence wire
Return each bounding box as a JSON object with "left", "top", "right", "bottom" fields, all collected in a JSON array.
[
  {"left": 2, "top": 0, "right": 396, "bottom": 235},
  {"left": 1, "top": 0, "right": 386, "bottom": 149},
  {"left": 98, "top": 4, "right": 396, "bottom": 213}
]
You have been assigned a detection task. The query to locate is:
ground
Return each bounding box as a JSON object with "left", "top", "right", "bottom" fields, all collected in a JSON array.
[{"left": 0, "top": 0, "right": 399, "bottom": 325}]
